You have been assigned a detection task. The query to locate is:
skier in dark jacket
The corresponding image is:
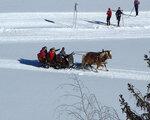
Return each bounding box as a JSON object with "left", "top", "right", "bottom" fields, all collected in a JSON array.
[
  {"left": 115, "top": 7, "right": 123, "bottom": 27},
  {"left": 134, "top": 0, "right": 140, "bottom": 16},
  {"left": 106, "top": 8, "right": 112, "bottom": 26}
]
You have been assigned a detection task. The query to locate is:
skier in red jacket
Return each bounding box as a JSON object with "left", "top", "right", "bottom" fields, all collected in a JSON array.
[{"left": 106, "top": 8, "right": 112, "bottom": 26}]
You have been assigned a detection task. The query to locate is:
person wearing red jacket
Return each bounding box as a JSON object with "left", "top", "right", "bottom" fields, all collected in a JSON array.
[
  {"left": 48, "top": 47, "right": 60, "bottom": 65},
  {"left": 37, "top": 46, "right": 47, "bottom": 63},
  {"left": 106, "top": 8, "right": 112, "bottom": 26},
  {"left": 49, "top": 48, "right": 56, "bottom": 61}
]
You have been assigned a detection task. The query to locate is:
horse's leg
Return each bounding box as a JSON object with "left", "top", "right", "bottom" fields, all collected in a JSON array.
[
  {"left": 88, "top": 65, "right": 97, "bottom": 72},
  {"left": 95, "top": 63, "right": 101, "bottom": 72},
  {"left": 81, "top": 55, "right": 86, "bottom": 69},
  {"left": 90, "top": 65, "right": 95, "bottom": 71},
  {"left": 104, "top": 63, "right": 108, "bottom": 71},
  {"left": 81, "top": 62, "right": 87, "bottom": 71},
  {"left": 98, "top": 65, "right": 103, "bottom": 70},
  {"left": 87, "top": 63, "right": 98, "bottom": 72},
  {"left": 81, "top": 62, "right": 85, "bottom": 69},
  {"left": 85, "top": 64, "right": 90, "bottom": 70},
  {"left": 97, "top": 62, "right": 107, "bottom": 71},
  {"left": 82, "top": 59, "right": 89, "bottom": 70}
]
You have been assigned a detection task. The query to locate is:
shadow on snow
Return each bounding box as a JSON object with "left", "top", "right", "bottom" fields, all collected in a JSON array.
[
  {"left": 18, "top": 58, "right": 41, "bottom": 67},
  {"left": 18, "top": 58, "right": 83, "bottom": 69},
  {"left": 84, "top": 20, "right": 117, "bottom": 27}
]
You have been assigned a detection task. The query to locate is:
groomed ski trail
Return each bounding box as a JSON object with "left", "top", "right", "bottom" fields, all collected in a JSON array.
[{"left": 0, "top": 59, "right": 150, "bottom": 81}]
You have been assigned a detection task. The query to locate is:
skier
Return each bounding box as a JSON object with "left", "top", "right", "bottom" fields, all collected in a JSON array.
[
  {"left": 134, "top": 0, "right": 140, "bottom": 16},
  {"left": 106, "top": 8, "right": 112, "bottom": 26},
  {"left": 144, "top": 54, "right": 150, "bottom": 67},
  {"left": 115, "top": 7, "right": 123, "bottom": 27}
]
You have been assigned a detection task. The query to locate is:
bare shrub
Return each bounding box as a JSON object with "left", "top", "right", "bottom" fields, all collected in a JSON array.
[{"left": 55, "top": 75, "right": 120, "bottom": 120}]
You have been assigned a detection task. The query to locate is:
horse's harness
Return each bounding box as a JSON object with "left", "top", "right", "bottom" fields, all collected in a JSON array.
[{"left": 96, "top": 51, "right": 106, "bottom": 62}]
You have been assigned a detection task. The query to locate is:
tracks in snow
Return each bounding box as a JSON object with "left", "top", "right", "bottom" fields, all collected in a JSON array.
[{"left": 0, "top": 59, "right": 150, "bottom": 81}]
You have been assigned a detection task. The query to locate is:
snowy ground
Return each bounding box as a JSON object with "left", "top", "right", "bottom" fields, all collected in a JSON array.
[{"left": 0, "top": 12, "right": 150, "bottom": 120}]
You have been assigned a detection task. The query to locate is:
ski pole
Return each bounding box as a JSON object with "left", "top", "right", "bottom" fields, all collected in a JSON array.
[
  {"left": 73, "top": 10, "right": 75, "bottom": 28},
  {"left": 130, "top": 6, "right": 134, "bottom": 16},
  {"left": 122, "top": 14, "right": 124, "bottom": 27},
  {"left": 73, "top": 3, "right": 78, "bottom": 28},
  {"left": 74, "top": 9, "right": 78, "bottom": 28}
]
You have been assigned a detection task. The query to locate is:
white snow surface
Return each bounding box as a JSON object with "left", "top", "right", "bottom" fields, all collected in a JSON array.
[{"left": 0, "top": 12, "right": 150, "bottom": 120}]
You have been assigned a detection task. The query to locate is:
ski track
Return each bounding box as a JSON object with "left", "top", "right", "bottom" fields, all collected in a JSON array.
[{"left": 0, "top": 59, "right": 150, "bottom": 81}]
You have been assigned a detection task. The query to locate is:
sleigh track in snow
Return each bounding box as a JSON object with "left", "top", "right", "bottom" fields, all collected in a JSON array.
[{"left": 0, "top": 58, "right": 149, "bottom": 81}]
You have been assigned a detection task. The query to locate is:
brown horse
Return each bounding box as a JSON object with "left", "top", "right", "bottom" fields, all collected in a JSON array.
[{"left": 82, "top": 50, "right": 112, "bottom": 71}]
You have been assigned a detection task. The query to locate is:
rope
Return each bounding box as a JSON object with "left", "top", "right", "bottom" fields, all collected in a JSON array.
[
  {"left": 129, "top": 6, "right": 135, "bottom": 16},
  {"left": 73, "top": 51, "right": 87, "bottom": 56},
  {"left": 74, "top": 53, "right": 85, "bottom": 56},
  {"left": 122, "top": 14, "right": 124, "bottom": 26}
]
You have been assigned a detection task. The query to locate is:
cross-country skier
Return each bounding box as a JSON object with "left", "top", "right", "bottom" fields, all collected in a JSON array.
[
  {"left": 106, "top": 8, "right": 112, "bottom": 26},
  {"left": 134, "top": 0, "right": 140, "bottom": 16},
  {"left": 144, "top": 53, "right": 150, "bottom": 67},
  {"left": 115, "top": 7, "right": 123, "bottom": 27}
]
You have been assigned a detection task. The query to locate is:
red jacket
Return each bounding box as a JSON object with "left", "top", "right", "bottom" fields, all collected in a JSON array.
[
  {"left": 107, "top": 10, "right": 112, "bottom": 17},
  {"left": 37, "top": 49, "right": 47, "bottom": 62},
  {"left": 38, "top": 49, "right": 46, "bottom": 59},
  {"left": 49, "top": 51, "right": 55, "bottom": 61}
]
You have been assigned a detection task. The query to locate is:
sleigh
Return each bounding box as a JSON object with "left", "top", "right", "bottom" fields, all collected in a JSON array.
[{"left": 38, "top": 52, "right": 74, "bottom": 69}]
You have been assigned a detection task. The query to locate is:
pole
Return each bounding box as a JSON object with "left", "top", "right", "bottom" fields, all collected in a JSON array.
[
  {"left": 73, "top": 6, "right": 75, "bottom": 28},
  {"left": 122, "top": 14, "right": 124, "bottom": 27},
  {"left": 129, "top": 6, "right": 134, "bottom": 16},
  {"left": 73, "top": 3, "right": 78, "bottom": 28}
]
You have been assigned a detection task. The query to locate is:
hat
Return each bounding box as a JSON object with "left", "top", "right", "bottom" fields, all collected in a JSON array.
[
  {"left": 42, "top": 46, "right": 47, "bottom": 50},
  {"left": 50, "top": 47, "right": 55, "bottom": 51}
]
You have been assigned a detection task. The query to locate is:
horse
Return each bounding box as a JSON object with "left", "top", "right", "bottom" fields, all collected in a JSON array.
[{"left": 82, "top": 50, "right": 112, "bottom": 71}]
